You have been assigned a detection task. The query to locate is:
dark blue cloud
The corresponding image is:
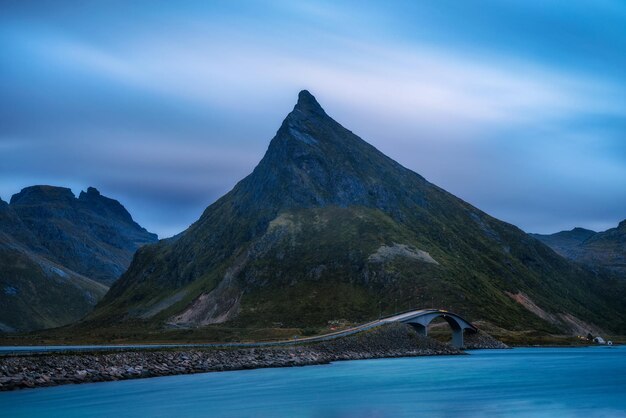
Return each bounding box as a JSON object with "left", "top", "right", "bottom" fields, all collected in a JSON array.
[{"left": 1, "top": 1, "right": 624, "bottom": 237}]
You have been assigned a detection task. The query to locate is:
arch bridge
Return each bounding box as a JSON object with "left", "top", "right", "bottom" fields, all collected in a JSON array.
[
  {"left": 288, "top": 308, "right": 479, "bottom": 349},
  {"left": 383, "top": 309, "right": 478, "bottom": 348}
]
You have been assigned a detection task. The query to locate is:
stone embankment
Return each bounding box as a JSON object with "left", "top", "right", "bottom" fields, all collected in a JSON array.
[
  {"left": 0, "top": 324, "right": 504, "bottom": 391},
  {"left": 464, "top": 329, "right": 509, "bottom": 349}
]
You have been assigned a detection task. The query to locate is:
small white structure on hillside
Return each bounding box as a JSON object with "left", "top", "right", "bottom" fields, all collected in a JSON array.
[{"left": 593, "top": 336, "right": 606, "bottom": 345}]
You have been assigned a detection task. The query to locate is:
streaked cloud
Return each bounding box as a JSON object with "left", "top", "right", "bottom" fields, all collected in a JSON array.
[{"left": 1, "top": 0, "right": 624, "bottom": 236}]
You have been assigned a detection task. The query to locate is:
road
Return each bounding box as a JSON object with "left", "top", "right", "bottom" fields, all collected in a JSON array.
[{"left": 0, "top": 309, "right": 443, "bottom": 356}]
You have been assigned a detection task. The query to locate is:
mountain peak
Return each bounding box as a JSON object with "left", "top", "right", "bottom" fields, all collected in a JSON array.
[
  {"left": 10, "top": 185, "right": 75, "bottom": 205},
  {"left": 78, "top": 187, "right": 140, "bottom": 227},
  {"left": 225, "top": 88, "right": 425, "bottom": 217},
  {"left": 86, "top": 187, "right": 101, "bottom": 196},
  {"left": 571, "top": 227, "right": 596, "bottom": 234},
  {"left": 78, "top": 187, "right": 105, "bottom": 202},
  {"left": 293, "top": 90, "right": 326, "bottom": 117}
]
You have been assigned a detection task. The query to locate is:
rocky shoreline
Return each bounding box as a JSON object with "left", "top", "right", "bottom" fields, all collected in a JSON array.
[
  {"left": 0, "top": 324, "right": 506, "bottom": 391},
  {"left": 463, "top": 329, "right": 509, "bottom": 349}
]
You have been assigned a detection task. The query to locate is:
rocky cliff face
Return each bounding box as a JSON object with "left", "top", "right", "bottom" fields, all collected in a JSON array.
[
  {"left": 532, "top": 221, "right": 626, "bottom": 276},
  {"left": 0, "top": 186, "right": 157, "bottom": 332},
  {"left": 88, "top": 91, "right": 626, "bottom": 336},
  {"left": 9, "top": 186, "right": 157, "bottom": 285}
]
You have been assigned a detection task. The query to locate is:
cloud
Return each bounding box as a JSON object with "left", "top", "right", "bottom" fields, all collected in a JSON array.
[
  {"left": 23, "top": 23, "right": 625, "bottom": 125},
  {"left": 1, "top": 1, "right": 625, "bottom": 236}
]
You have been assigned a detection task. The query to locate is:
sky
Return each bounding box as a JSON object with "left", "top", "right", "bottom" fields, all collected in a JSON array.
[{"left": 1, "top": 0, "right": 625, "bottom": 238}]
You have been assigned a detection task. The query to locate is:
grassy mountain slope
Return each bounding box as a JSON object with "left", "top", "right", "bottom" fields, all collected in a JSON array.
[
  {"left": 0, "top": 244, "right": 108, "bottom": 332},
  {"left": 87, "top": 91, "right": 626, "bottom": 336}
]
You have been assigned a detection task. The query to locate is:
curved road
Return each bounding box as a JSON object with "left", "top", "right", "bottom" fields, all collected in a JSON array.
[{"left": 0, "top": 309, "right": 475, "bottom": 356}]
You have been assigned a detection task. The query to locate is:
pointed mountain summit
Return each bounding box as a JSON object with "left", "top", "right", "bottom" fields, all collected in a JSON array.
[
  {"left": 294, "top": 89, "right": 326, "bottom": 115},
  {"left": 90, "top": 91, "right": 626, "bottom": 337},
  {"left": 210, "top": 90, "right": 426, "bottom": 218}
]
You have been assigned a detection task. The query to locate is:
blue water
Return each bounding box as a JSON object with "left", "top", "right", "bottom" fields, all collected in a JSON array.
[{"left": 1, "top": 347, "right": 625, "bottom": 417}]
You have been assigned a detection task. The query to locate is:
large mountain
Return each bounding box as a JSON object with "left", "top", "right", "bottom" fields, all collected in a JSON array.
[
  {"left": 0, "top": 186, "right": 157, "bottom": 332},
  {"left": 88, "top": 91, "right": 626, "bottom": 336},
  {"left": 532, "top": 221, "right": 626, "bottom": 276}
]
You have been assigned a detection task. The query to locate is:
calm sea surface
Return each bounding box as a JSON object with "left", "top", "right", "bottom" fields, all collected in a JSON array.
[{"left": 1, "top": 346, "right": 624, "bottom": 417}]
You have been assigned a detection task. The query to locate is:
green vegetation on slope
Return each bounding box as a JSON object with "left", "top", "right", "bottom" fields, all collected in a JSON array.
[{"left": 0, "top": 248, "right": 108, "bottom": 332}]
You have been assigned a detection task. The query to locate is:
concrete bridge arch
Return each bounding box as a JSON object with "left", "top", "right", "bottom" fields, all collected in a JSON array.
[{"left": 385, "top": 309, "right": 477, "bottom": 348}]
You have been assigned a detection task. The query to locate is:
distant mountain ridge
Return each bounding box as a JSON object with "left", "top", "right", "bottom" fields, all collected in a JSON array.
[
  {"left": 532, "top": 221, "right": 626, "bottom": 275},
  {"left": 0, "top": 186, "right": 157, "bottom": 332},
  {"left": 10, "top": 186, "right": 158, "bottom": 285},
  {"left": 87, "top": 91, "right": 626, "bottom": 336}
]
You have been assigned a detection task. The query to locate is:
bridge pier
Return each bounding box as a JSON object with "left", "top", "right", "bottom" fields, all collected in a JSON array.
[
  {"left": 401, "top": 310, "right": 476, "bottom": 349},
  {"left": 410, "top": 322, "right": 464, "bottom": 348},
  {"left": 451, "top": 329, "right": 463, "bottom": 349}
]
